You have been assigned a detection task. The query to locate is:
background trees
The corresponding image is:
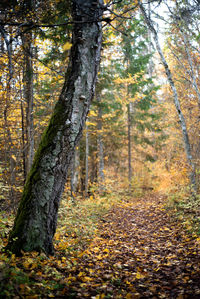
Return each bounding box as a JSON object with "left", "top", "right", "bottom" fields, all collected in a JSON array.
[{"left": 0, "top": 0, "right": 199, "bottom": 254}]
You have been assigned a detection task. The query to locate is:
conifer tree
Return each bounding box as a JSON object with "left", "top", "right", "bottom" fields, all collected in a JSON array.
[{"left": 115, "top": 14, "right": 165, "bottom": 184}]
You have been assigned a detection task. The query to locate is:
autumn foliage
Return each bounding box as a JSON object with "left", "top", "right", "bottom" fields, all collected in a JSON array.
[{"left": 1, "top": 0, "right": 200, "bottom": 297}]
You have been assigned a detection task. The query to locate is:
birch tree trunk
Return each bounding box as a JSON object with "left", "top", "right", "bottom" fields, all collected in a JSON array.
[
  {"left": 6, "top": 0, "right": 103, "bottom": 255},
  {"left": 139, "top": 2, "right": 197, "bottom": 192}
]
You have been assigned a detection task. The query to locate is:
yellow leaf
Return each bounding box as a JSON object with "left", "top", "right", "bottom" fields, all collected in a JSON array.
[
  {"left": 78, "top": 271, "right": 85, "bottom": 277},
  {"left": 63, "top": 42, "right": 72, "bottom": 51},
  {"left": 93, "top": 247, "right": 99, "bottom": 252},
  {"left": 81, "top": 276, "right": 93, "bottom": 282},
  {"left": 96, "top": 254, "right": 103, "bottom": 260},
  {"left": 86, "top": 121, "right": 96, "bottom": 126},
  {"left": 103, "top": 248, "right": 109, "bottom": 253},
  {"left": 11, "top": 155, "right": 16, "bottom": 162},
  {"left": 136, "top": 272, "right": 146, "bottom": 279},
  {"left": 88, "top": 110, "right": 97, "bottom": 117}
]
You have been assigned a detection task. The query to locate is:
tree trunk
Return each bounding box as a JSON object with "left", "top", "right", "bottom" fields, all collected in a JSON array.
[
  {"left": 6, "top": 0, "right": 103, "bottom": 256},
  {"left": 22, "top": 30, "right": 34, "bottom": 175},
  {"left": 4, "top": 77, "right": 16, "bottom": 201},
  {"left": 96, "top": 92, "right": 105, "bottom": 193},
  {"left": 128, "top": 102, "right": 132, "bottom": 188},
  {"left": 71, "top": 145, "right": 80, "bottom": 202},
  {"left": 139, "top": 2, "right": 197, "bottom": 192},
  {"left": 85, "top": 124, "right": 89, "bottom": 197},
  {"left": 21, "top": 100, "right": 26, "bottom": 183}
]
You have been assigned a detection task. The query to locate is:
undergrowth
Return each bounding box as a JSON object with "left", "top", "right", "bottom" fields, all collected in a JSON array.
[
  {"left": 166, "top": 186, "right": 200, "bottom": 235},
  {"left": 0, "top": 190, "right": 123, "bottom": 298},
  {"left": 1, "top": 178, "right": 199, "bottom": 298},
  {"left": 55, "top": 191, "right": 123, "bottom": 254}
]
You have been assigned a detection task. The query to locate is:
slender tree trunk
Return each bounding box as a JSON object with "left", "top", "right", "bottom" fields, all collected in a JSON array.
[
  {"left": 6, "top": 0, "right": 103, "bottom": 255},
  {"left": 4, "top": 76, "right": 16, "bottom": 201},
  {"left": 128, "top": 103, "right": 132, "bottom": 188},
  {"left": 71, "top": 146, "right": 80, "bottom": 202},
  {"left": 22, "top": 31, "right": 34, "bottom": 175},
  {"left": 4, "top": 106, "right": 15, "bottom": 200},
  {"left": 139, "top": 2, "right": 197, "bottom": 191},
  {"left": 85, "top": 124, "right": 89, "bottom": 197},
  {"left": 147, "top": 2, "right": 153, "bottom": 79},
  {"left": 19, "top": 71, "right": 27, "bottom": 183},
  {"left": 21, "top": 101, "right": 27, "bottom": 183},
  {"left": 96, "top": 92, "right": 105, "bottom": 193},
  {"left": 90, "top": 149, "right": 98, "bottom": 184}
]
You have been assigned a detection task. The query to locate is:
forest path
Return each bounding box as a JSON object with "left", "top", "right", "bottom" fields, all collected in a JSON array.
[{"left": 62, "top": 193, "right": 200, "bottom": 298}]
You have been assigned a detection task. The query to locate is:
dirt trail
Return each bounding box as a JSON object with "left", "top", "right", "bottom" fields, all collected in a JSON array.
[{"left": 62, "top": 194, "right": 200, "bottom": 298}]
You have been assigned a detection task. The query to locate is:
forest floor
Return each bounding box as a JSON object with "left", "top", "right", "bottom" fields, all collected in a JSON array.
[{"left": 1, "top": 192, "right": 200, "bottom": 298}]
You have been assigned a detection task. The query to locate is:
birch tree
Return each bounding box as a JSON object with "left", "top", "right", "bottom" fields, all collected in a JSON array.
[
  {"left": 6, "top": 0, "right": 103, "bottom": 255},
  {"left": 139, "top": 1, "right": 197, "bottom": 191}
]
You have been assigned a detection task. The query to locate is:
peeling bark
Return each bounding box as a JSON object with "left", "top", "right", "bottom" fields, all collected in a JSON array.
[{"left": 6, "top": 0, "right": 103, "bottom": 255}]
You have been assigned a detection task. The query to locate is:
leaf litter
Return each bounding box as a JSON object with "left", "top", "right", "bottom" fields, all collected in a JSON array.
[
  {"left": 1, "top": 193, "right": 200, "bottom": 298},
  {"left": 60, "top": 194, "right": 200, "bottom": 298}
]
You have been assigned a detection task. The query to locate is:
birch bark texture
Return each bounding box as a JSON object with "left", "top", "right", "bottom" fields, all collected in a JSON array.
[
  {"left": 139, "top": 1, "right": 196, "bottom": 191},
  {"left": 6, "top": 0, "right": 103, "bottom": 255}
]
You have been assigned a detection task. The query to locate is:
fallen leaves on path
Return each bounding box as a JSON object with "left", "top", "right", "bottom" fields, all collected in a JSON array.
[
  {"left": 1, "top": 193, "right": 200, "bottom": 298},
  {"left": 61, "top": 194, "right": 200, "bottom": 298}
]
